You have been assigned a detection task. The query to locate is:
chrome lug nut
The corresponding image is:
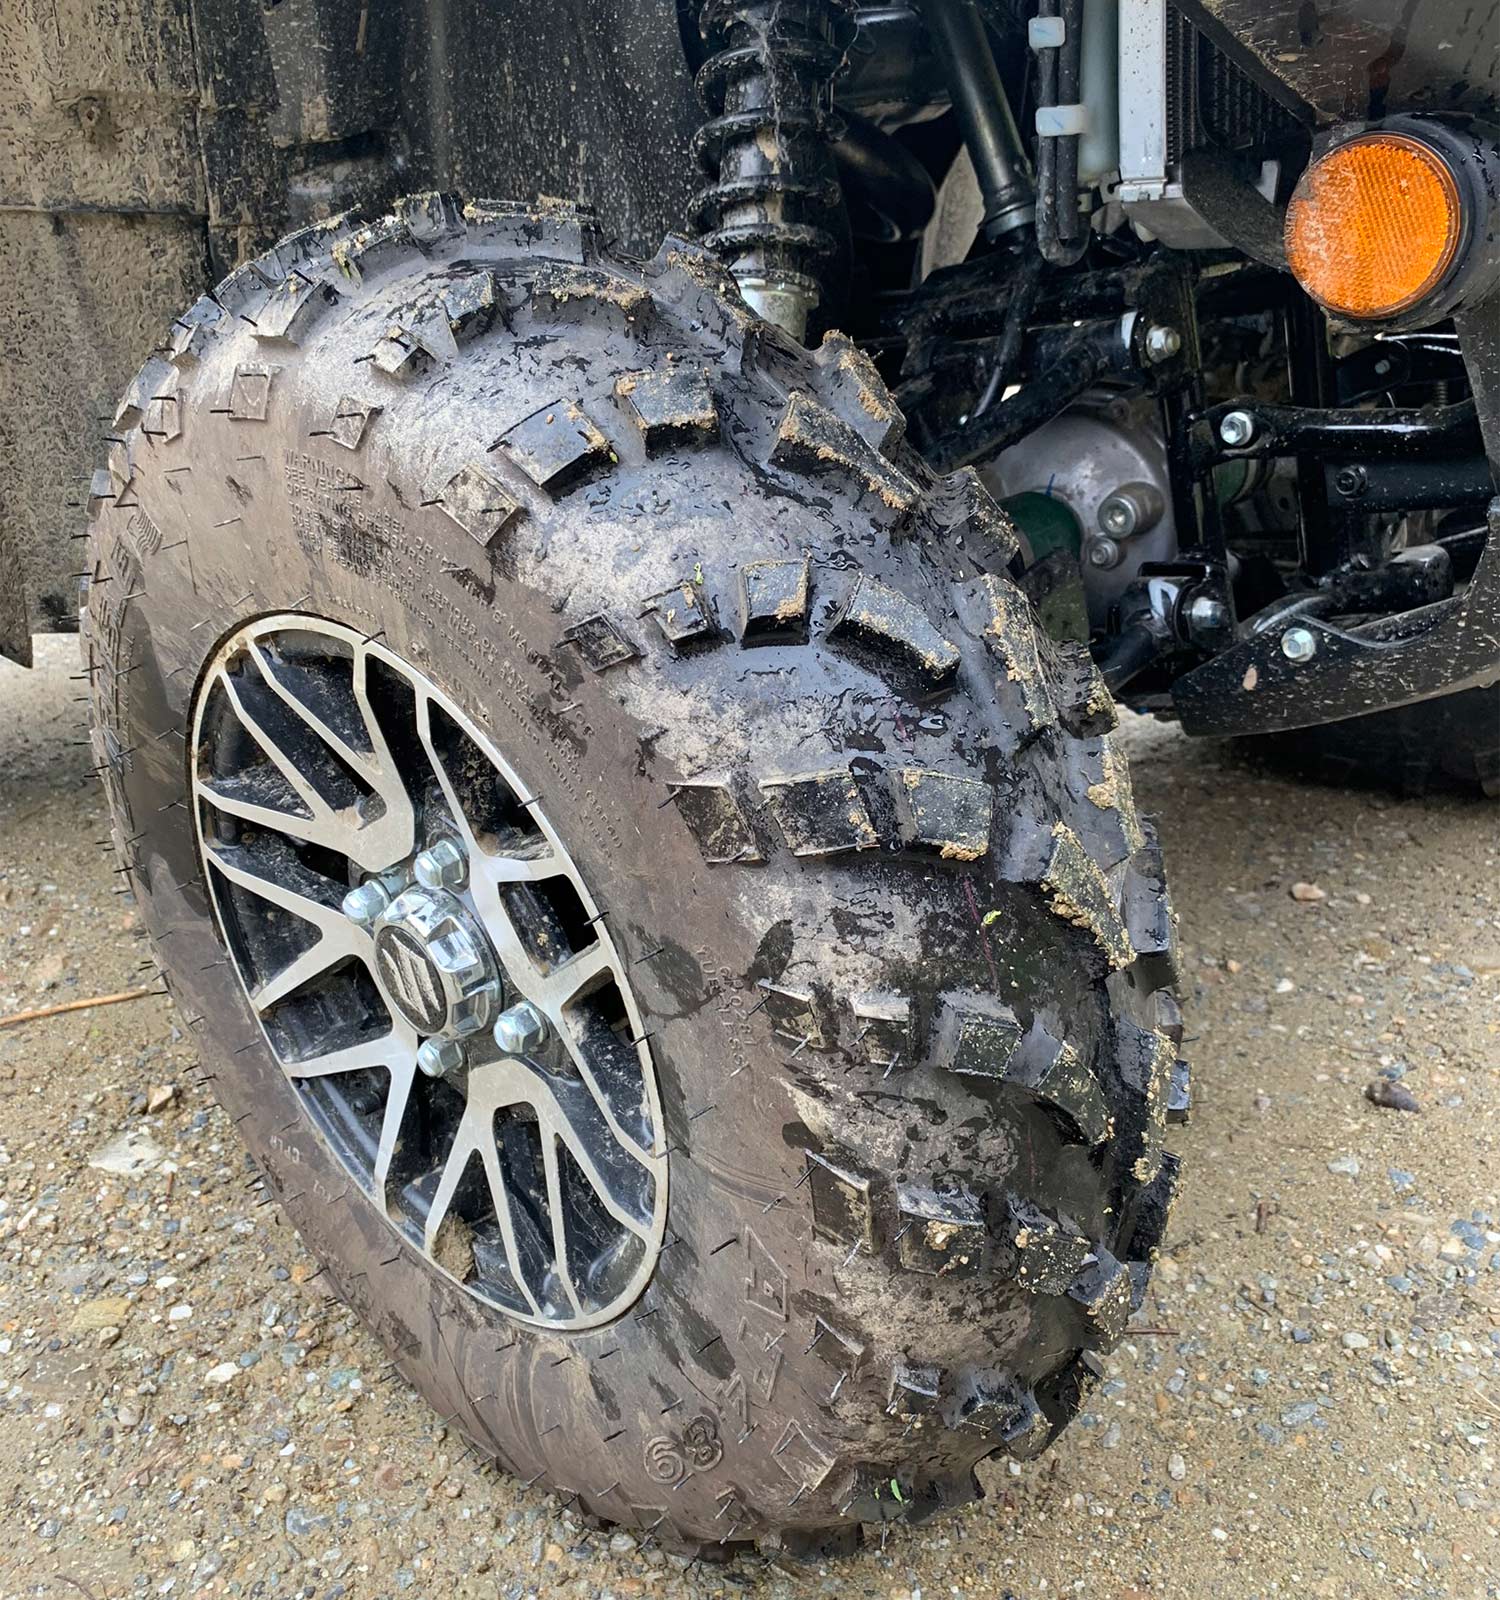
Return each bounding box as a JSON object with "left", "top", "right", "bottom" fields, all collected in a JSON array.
[
  {"left": 1281, "top": 626, "right": 1318, "bottom": 663},
  {"left": 1218, "top": 409, "right": 1257, "bottom": 448},
  {"left": 414, "top": 837, "right": 468, "bottom": 891},
  {"left": 493, "top": 1001, "right": 549, "bottom": 1057},
  {"left": 416, "top": 1037, "right": 467, "bottom": 1079},
  {"left": 342, "top": 879, "right": 394, "bottom": 926}
]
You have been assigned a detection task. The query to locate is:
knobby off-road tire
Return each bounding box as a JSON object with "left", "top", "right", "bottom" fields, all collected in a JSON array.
[
  {"left": 83, "top": 195, "right": 1186, "bottom": 1559},
  {"left": 1237, "top": 684, "right": 1500, "bottom": 797}
]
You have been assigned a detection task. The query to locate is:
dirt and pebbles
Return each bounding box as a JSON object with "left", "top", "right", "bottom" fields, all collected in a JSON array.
[{"left": 2, "top": 635, "right": 1496, "bottom": 1599}]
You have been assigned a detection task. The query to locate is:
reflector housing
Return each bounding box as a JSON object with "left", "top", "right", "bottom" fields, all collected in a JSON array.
[{"left": 1285, "top": 133, "right": 1463, "bottom": 320}]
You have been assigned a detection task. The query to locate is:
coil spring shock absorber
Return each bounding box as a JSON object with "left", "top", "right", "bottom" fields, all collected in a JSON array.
[{"left": 690, "top": 0, "right": 853, "bottom": 341}]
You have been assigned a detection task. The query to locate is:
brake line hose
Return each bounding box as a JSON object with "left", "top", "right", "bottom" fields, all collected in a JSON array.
[{"left": 1033, "top": 0, "right": 1089, "bottom": 266}]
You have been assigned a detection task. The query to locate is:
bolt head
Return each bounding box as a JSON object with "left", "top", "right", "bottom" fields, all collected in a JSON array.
[
  {"left": 1145, "top": 324, "right": 1181, "bottom": 361},
  {"left": 1281, "top": 626, "right": 1318, "bottom": 663},
  {"left": 493, "top": 1001, "right": 548, "bottom": 1058},
  {"left": 1218, "top": 410, "right": 1256, "bottom": 448},
  {"left": 1098, "top": 495, "right": 1138, "bottom": 537},
  {"left": 414, "top": 838, "right": 468, "bottom": 891},
  {"left": 1087, "top": 537, "right": 1123, "bottom": 570},
  {"left": 342, "top": 880, "right": 392, "bottom": 926},
  {"left": 416, "top": 1037, "right": 466, "bottom": 1079},
  {"left": 1187, "top": 595, "right": 1230, "bottom": 637}
]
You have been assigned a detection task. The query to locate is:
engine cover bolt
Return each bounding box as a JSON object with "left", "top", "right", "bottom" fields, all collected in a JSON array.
[
  {"left": 414, "top": 838, "right": 468, "bottom": 891},
  {"left": 1145, "top": 324, "right": 1182, "bottom": 362},
  {"left": 342, "top": 879, "right": 394, "bottom": 926},
  {"left": 416, "top": 1038, "right": 466, "bottom": 1079},
  {"left": 1098, "top": 481, "right": 1165, "bottom": 538},
  {"left": 493, "top": 1001, "right": 549, "bottom": 1058},
  {"left": 1281, "top": 626, "right": 1318, "bottom": 663},
  {"left": 1098, "top": 497, "right": 1137, "bottom": 537},
  {"left": 1218, "top": 410, "right": 1257, "bottom": 448},
  {"left": 1086, "top": 537, "right": 1124, "bottom": 570}
]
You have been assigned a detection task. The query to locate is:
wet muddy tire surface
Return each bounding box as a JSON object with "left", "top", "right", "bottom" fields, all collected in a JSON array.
[
  {"left": 1236, "top": 684, "right": 1500, "bottom": 798},
  {"left": 83, "top": 195, "right": 1185, "bottom": 1559}
]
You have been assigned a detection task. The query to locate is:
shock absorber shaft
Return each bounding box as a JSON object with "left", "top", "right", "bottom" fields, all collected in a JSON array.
[{"left": 691, "top": 0, "right": 852, "bottom": 340}]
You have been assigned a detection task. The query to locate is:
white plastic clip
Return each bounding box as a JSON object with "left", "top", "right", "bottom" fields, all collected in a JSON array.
[
  {"left": 1028, "top": 15, "right": 1066, "bottom": 49},
  {"left": 1035, "top": 103, "right": 1088, "bottom": 138}
]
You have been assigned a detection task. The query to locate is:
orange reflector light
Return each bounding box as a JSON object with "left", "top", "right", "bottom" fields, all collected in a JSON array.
[{"left": 1285, "top": 133, "right": 1462, "bottom": 320}]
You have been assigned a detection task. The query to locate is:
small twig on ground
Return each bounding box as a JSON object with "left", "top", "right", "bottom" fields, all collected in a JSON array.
[{"left": 0, "top": 985, "right": 158, "bottom": 1030}]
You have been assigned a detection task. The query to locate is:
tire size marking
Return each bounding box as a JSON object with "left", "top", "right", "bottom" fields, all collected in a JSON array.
[
  {"left": 122, "top": 509, "right": 164, "bottom": 561},
  {"left": 643, "top": 1414, "right": 723, "bottom": 1486},
  {"left": 699, "top": 949, "right": 755, "bottom": 1081},
  {"left": 268, "top": 1123, "right": 347, "bottom": 1213},
  {"left": 741, "top": 1227, "right": 789, "bottom": 1323}
]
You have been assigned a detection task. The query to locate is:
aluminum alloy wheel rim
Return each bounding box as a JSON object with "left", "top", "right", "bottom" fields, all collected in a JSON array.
[{"left": 190, "top": 614, "right": 668, "bottom": 1329}]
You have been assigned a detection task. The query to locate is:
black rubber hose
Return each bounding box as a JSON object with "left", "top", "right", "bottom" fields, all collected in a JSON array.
[
  {"left": 1034, "top": 0, "right": 1088, "bottom": 267},
  {"left": 971, "top": 250, "right": 1043, "bottom": 415},
  {"left": 924, "top": 0, "right": 1034, "bottom": 238},
  {"left": 925, "top": 338, "right": 1105, "bottom": 470}
]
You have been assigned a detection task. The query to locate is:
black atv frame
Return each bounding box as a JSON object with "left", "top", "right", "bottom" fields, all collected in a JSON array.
[{"left": 3, "top": 0, "right": 1498, "bottom": 748}]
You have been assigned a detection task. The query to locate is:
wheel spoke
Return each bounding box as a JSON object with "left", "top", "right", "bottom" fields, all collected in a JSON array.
[
  {"left": 207, "top": 639, "right": 416, "bottom": 870},
  {"left": 478, "top": 1133, "right": 545, "bottom": 1318},
  {"left": 414, "top": 693, "right": 561, "bottom": 881},
  {"left": 479, "top": 931, "right": 649, "bottom": 1160},
  {"left": 282, "top": 1030, "right": 406, "bottom": 1080},
  {"left": 249, "top": 926, "right": 364, "bottom": 1011},
  {"left": 203, "top": 843, "right": 349, "bottom": 941},
  {"left": 466, "top": 1061, "right": 655, "bottom": 1239},
  {"left": 195, "top": 773, "right": 354, "bottom": 855},
  {"left": 422, "top": 1116, "right": 481, "bottom": 1255},
  {"left": 217, "top": 670, "right": 346, "bottom": 832},
  {"left": 531, "top": 942, "right": 613, "bottom": 1013},
  {"left": 413, "top": 692, "right": 481, "bottom": 855},
  {"left": 547, "top": 1102, "right": 656, "bottom": 1239},
  {"left": 372, "top": 1043, "right": 420, "bottom": 1191},
  {"left": 348, "top": 646, "right": 417, "bottom": 865},
  {"left": 474, "top": 849, "right": 564, "bottom": 885},
  {"left": 539, "top": 1131, "right": 584, "bottom": 1317},
  {"left": 248, "top": 639, "right": 379, "bottom": 777}
]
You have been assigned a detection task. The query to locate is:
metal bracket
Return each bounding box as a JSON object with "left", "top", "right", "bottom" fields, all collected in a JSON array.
[{"left": 1173, "top": 498, "right": 1500, "bottom": 735}]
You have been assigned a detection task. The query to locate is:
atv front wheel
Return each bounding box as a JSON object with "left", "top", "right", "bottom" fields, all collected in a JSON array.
[{"left": 84, "top": 195, "right": 1185, "bottom": 1556}]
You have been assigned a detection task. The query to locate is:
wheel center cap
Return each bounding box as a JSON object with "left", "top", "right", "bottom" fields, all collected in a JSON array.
[{"left": 369, "top": 885, "right": 503, "bottom": 1039}]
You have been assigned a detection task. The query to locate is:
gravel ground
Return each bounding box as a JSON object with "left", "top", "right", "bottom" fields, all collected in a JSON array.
[{"left": 2, "top": 634, "right": 1497, "bottom": 1600}]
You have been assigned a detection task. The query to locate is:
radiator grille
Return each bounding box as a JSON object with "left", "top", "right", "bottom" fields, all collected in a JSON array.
[{"left": 1165, "top": 5, "right": 1301, "bottom": 163}]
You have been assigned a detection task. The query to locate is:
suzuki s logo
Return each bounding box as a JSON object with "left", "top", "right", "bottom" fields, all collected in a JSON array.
[{"left": 373, "top": 926, "right": 447, "bottom": 1033}]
